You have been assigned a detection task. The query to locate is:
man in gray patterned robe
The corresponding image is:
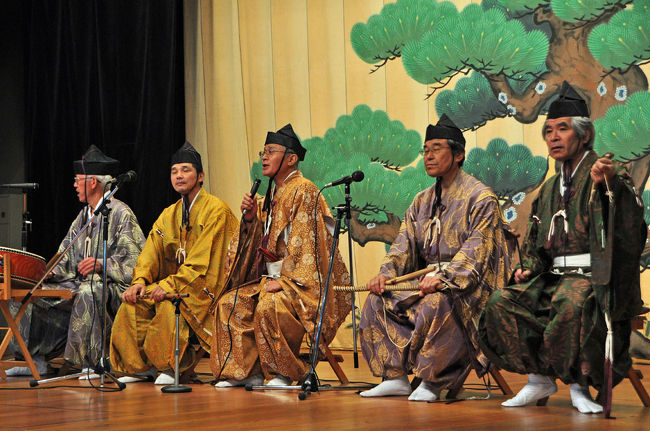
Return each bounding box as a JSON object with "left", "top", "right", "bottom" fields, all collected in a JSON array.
[{"left": 7, "top": 146, "right": 145, "bottom": 377}]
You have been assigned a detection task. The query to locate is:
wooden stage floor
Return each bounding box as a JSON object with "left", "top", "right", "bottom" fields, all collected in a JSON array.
[{"left": 1, "top": 352, "right": 648, "bottom": 430}]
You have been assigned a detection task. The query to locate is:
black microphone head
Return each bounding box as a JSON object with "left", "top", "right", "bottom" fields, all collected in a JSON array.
[
  {"left": 250, "top": 178, "right": 262, "bottom": 195},
  {"left": 351, "top": 170, "right": 365, "bottom": 182},
  {"left": 116, "top": 170, "right": 137, "bottom": 184}
]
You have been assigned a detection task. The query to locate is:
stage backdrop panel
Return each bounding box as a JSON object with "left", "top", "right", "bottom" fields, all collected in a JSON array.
[{"left": 184, "top": 0, "right": 650, "bottom": 346}]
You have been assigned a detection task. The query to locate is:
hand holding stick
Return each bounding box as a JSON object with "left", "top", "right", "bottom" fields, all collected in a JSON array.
[
  {"left": 136, "top": 292, "right": 189, "bottom": 300},
  {"left": 336, "top": 265, "right": 442, "bottom": 292}
]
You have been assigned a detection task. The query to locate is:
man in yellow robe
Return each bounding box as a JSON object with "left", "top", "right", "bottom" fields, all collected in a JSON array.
[
  {"left": 210, "top": 124, "right": 351, "bottom": 387},
  {"left": 110, "top": 142, "right": 237, "bottom": 384}
]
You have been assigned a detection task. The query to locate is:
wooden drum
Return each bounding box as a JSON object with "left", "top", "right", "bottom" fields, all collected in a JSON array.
[{"left": 0, "top": 247, "right": 46, "bottom": 288}]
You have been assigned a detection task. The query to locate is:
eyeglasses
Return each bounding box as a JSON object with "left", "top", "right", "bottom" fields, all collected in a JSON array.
[
  {"left": 73, "top": 177, "right": 92, "bottom": 184},
  {"left": 418, "top": 145, "right": 450, "bottom": 156},
  {"left": 258, "top": 148, "right": 287, "bottom": 158}
]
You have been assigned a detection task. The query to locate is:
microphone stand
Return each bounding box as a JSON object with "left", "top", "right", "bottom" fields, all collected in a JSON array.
[
  {"left": 343, "top": 183, "right": 359, "bottom": 368},
  {"left": 92, "top": 198, "right": 124, "bottom": 388},
  {"left": 246, "top": 195, "right": 372, "bottom": 399},
  {"left": 30, "top": 182, "right": 126, "bottom": 390},
  {"left": 21, "top": 193, "right": 32, "bottom": 251},
  {"left": 161, "top": 294, "right": 192, "bottom": 393},
  {"left": 299, "top": 203, "right": 345, "bottom": 398}
]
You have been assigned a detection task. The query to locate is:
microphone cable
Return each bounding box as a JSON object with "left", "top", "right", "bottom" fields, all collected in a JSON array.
[{"left": 214, "top": 179, "right": 261, "bottom": 383}]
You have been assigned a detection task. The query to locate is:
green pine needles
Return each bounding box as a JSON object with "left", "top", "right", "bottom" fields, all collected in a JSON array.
[
  {"left": 464, "top": 138, "right": 548, "bottom": 204},
  {"left": 594, "top": 91, "right": 650, "bottom": 161},
  {"left": 351, "top": 1, "right": 549, "bottom": 86},
  {"left": 588, "top": 0, "right": 650, "bottom": 70}
]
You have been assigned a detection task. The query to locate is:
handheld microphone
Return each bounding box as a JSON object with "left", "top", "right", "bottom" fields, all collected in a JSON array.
[
  {"left": 324, "top": 170, "right": 365, "bottom": 188},
  {"left": 115, "top": 170, "right": 137, "bottom": 186},
  {"left": 242, "top": 178, "right": 261, "bottom": 216}
]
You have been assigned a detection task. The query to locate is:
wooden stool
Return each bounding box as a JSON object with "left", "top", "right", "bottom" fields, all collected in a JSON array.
[
  {"left": 0, "top": 253, "right": 72, "bottom": 380},
  {"left": 180, "top": 345, "right": 207, "bottom": 382},
  {"left": 299, "top": 344, "right": 349, "bottom": 385}
]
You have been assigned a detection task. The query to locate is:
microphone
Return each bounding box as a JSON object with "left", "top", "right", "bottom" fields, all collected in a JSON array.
[
  {"left": 242, "top": 178, "right": 261, "bottom": 216},
  {"left": 324, "top": 170, "right": 365, "bottom": 188},
  {"left": 115, "top": 170, "right": 137, "bottom": 186},
  {"left": 0, "top": 183, "right": 39, "bottom": 192}
]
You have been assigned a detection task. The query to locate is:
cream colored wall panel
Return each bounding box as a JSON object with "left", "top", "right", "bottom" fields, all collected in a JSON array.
[
  {"left": 344, "top": 0, "right": 386, "bottom": 112},
  {"left": 184, "top": 0, "right": 210, "bottom": 188},
  {"left": 239, "top": 0, "right": 276, "bottom": 158},
  {"left": 523, "top": 118, "right": 551, "bottom": 158},
  {"left": 385, "top": 61, "right": 428, "bottom": 135},
  {"left": 270, "top": 0, "right": 311, "bottom": 136},
  {"left": 456, "top": 0, "right": 476, "bottom": 7},
  {"left": 200, "top": 1, "right": 251, "bottom": 212},
  {"left": 307, "top": 0, "right": 347, "bottom": 137}
]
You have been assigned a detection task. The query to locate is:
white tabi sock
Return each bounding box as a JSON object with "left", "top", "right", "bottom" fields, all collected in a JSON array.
[
  {"left": 154, "top": 371, "right": 175, "bottom": 385},
  {"left": 360, "top": 375, "right": 412, "bottom": 398},
  {"left": 78, "top": 367, "right": 100, "bottom": 380},
  {"left": 570, "top": 383, "right": 603, "bottom": 414},
  {"left": 408, "top": 380, "right": 439, "bottom": 402},
  {"left": 266, "top": 374, "right": 292, "bottom": 387},
  {"left": 501, "top": 374, "right": 557, "bottom": 407},
  {"left": 117, "top": 368, "right": 157, "bottom": 383},
  {"left": 214, "top": 373, "right": 264, "bottom": 388}
]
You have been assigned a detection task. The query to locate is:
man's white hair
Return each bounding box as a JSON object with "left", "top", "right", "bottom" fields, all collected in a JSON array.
[{"left": 89, "top": 175, "right": 114, "bottom": 188}]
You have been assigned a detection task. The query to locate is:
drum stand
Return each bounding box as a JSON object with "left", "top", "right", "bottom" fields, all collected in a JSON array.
[
  {"left": 246, "top": 190, "right": 372, "bottom": 399},
  {"left": 161, "top": 295, "right": 191, "bottom": 393},
  {"left": 30, "top": 189, "right": 125, "bottom": 390}
]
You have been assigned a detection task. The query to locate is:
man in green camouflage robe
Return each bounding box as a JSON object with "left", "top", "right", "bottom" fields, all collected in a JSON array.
[{"left": 479, "top": 83, "right": 646, "bottom": 414}]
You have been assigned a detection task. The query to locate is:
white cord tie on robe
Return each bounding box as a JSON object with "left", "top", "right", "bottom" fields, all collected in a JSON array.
[
  {"left": 604, "top": 310, "right": 614, "bottom": 366},
  {"left": 423, "top": 216, "right": 441, "bottom": 252},
  {"left": 547, "top": 209, "right": 568, "bottom": 243},
  {"left": 175, "top": 240, "right": 186, "bottom": 265},
  {"left": 83, "top": 236, "right": 92, "bottom": 259}
]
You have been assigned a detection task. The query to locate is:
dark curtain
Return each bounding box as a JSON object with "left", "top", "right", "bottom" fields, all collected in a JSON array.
[{"left": 25, "top": 0, "right": 185, "bottom": 258}]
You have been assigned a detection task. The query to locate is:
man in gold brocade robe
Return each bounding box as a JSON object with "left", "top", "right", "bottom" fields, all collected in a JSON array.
[
  {"left": 110, "top": 142, "right": 237, "bottom": 384},
  {"left": 210, "top": 124, "right": 351, "bottom": 387}
]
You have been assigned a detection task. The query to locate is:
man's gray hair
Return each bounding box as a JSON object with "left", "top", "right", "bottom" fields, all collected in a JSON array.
[
  {"left": 570, "top": 117, "right": 595, "bottom": 149},
  {"left": 284, "top": 148, "right": 300, "bottom": 166},
  {"left": 542, "top": 116, "right": 594, "bottom": 149},
  {"left": 447, "top": 138, "right": 465, "bottom": 168},
  {"left": 90, "top": 175, "right": 114, "bottom": 188}
]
